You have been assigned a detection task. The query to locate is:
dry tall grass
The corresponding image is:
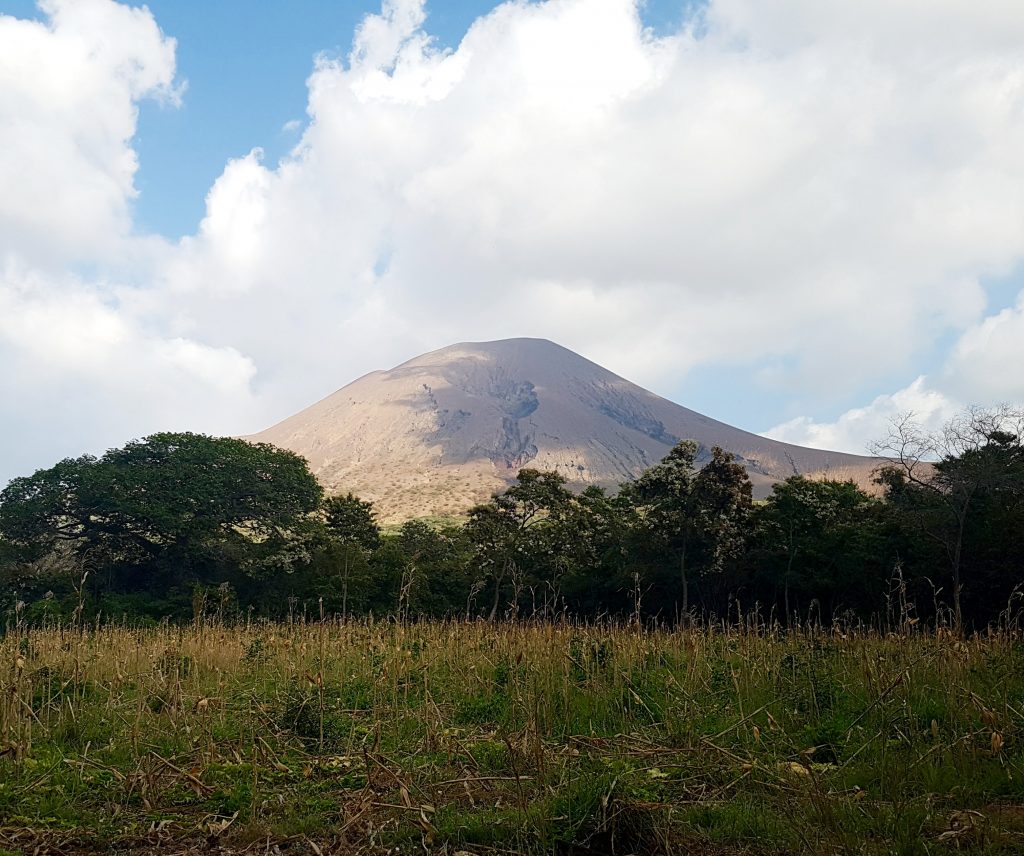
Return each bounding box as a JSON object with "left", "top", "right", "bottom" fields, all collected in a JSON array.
[{"left": 2, "top": 618, "right": 1022, "bottom": 854}]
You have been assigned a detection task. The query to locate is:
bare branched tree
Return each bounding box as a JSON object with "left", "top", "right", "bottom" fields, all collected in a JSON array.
[{"left": 870, "top": 405, "right": 1024, "bottom": 629}]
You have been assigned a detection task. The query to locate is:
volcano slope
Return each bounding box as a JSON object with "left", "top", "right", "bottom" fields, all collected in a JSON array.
[{"left": 248, "top": 338, "right": 880, "bottom": 521}]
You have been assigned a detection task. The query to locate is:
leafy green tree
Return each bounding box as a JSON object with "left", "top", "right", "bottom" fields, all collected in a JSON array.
[
  {"left": 396, "top": 520, "right": 472, "bottom": 617},
  {"left": 690, "top": 446, "right": 754, "bottom": 591},
  {"left": 623, "top": 442, "right": 752, "bottom": 621},
  {"left": 556, "top": 486, "right": 637, "bottom": 617},
  {"left": 960, "top": 457, "right": 1024, "bottom": 624},
  {"left": 622, "top": 441, "right": 699, "bottom": 617},
  {"left": 366, "top": 521, "right": 472, "bottom": 618},
  {"left": 323, "top": 494, "right": 381, "bottom": 552},
  {"left": 0, "top": 432, "right": 323, "bottom": 599},
  {"left": 753, "top": 477, "right": 890, "bottom": 625},
  {"left": 322, "top": 493, "right": 381, "bottom": 616},
  {"left": 464, "top": 469, "right": 574, "bottom": 619}
]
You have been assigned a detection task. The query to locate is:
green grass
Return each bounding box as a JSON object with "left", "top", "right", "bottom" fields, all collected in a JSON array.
[{"left": 1, "top": 620, "right": 1022, "bottom": 853}]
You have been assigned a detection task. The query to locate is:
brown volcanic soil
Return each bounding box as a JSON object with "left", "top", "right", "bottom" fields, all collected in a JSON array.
[{"left": 249, "top": 338, "right": 881, "bottom": 521}]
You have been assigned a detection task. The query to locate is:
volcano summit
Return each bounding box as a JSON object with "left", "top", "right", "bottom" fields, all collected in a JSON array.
[{"left": 249, "top": 338, "right": 878, "bottom": 521}]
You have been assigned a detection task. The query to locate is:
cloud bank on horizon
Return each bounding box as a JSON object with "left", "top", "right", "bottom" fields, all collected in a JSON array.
[{"left": 2, "top": 0, "right": 1024, "bottom": 483}]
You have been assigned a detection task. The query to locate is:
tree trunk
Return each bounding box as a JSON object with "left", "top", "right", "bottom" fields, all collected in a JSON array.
[
  {"left": 952, "top": 514, "right": 965, "bottom": 632},
  {"left": 784, "top": 546, "right": 797, "bottom": 628},
  {"left": 783, "top": 535, "right": 799, "bottom": 629},
  {"left": 489, "top": 566, "right": 507, "bottom": 621},
  {"left": 680, "top": 549, "right": 689, "bottom": 625},
  {"left": 341, "top": 552, "right": 349, "bottom": 619}
]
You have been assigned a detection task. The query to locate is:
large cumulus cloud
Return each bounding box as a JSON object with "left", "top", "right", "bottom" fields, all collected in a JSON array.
[
  {"left": 769, "top": 295, "right": 1024, "bottom": 453},
  {"left": 0, "top": 0, "right": 178, "bottom": 265},
  {"left": 0, "top": 0, "right": 259, "bottom": 477},
  {"left": 164, "top": 0, "right": 1024, "bottom": 405}
]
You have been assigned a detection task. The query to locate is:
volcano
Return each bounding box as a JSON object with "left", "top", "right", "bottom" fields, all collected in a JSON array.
[{"left": 248, "top": 338, "right": 879, "bottom": 521}]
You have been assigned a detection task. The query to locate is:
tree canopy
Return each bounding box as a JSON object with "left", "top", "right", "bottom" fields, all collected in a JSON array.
[
  {"left": 0, "top": 432, "right": 323, "bottom": 592},
  {"left": 3, "top": 409, "right": 1022, "bottom": 630},
  {"left": 623, "top": 442, "right": 752, "bottom": 619}
]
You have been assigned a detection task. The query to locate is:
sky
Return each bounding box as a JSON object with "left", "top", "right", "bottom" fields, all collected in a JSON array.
[{"left": 1, "top": 0, "right": 1023, "bottom": 486}]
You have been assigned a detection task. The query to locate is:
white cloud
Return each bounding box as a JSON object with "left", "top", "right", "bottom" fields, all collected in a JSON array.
[
  {"left": 4, "top": 0, "right": 1024, "bottom": 482},
  {"left": 943, "top": 292, "right": 1024, "bottom": 404},
  {"left": 764, "top": 377, "right": 960, "bottom": 454},
  {"left": 0, "top": 0, "right": 178, "bottom": 266},
  {"left": 763, "top": 287, "right": 1024, "bottom": 452},
  {"left": 0, "top": 260, "right": 259, "bottom": 438},
  {"left": 161, "top": 0, "right": 1024, "bottom": 399},
  {"left": 0, "top": 2, "right": 258, "bottom": 480}
]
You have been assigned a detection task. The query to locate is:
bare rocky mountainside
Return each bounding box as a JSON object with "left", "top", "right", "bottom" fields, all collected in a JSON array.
[{"left": 248, "top": 338, "right": 880, "bottom": 521}]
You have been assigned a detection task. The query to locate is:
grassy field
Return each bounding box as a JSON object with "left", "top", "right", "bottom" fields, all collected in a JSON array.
[{"left": 1, "top": 619, "right": 1023, "bottom": 855}]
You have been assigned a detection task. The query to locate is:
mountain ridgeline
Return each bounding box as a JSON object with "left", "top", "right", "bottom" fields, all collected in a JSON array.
[{"left": 249, "top": 338, "right": 879, "bottom": 520}]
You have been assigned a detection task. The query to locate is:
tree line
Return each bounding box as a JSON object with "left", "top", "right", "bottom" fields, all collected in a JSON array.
[{"left": 2, "top": 409, "right": 1022, "bottom": 630}]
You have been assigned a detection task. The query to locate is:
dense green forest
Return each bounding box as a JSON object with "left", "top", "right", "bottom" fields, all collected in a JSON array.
[{"left": 2, "top": 408, "right": 1022, "bottom": 631}]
